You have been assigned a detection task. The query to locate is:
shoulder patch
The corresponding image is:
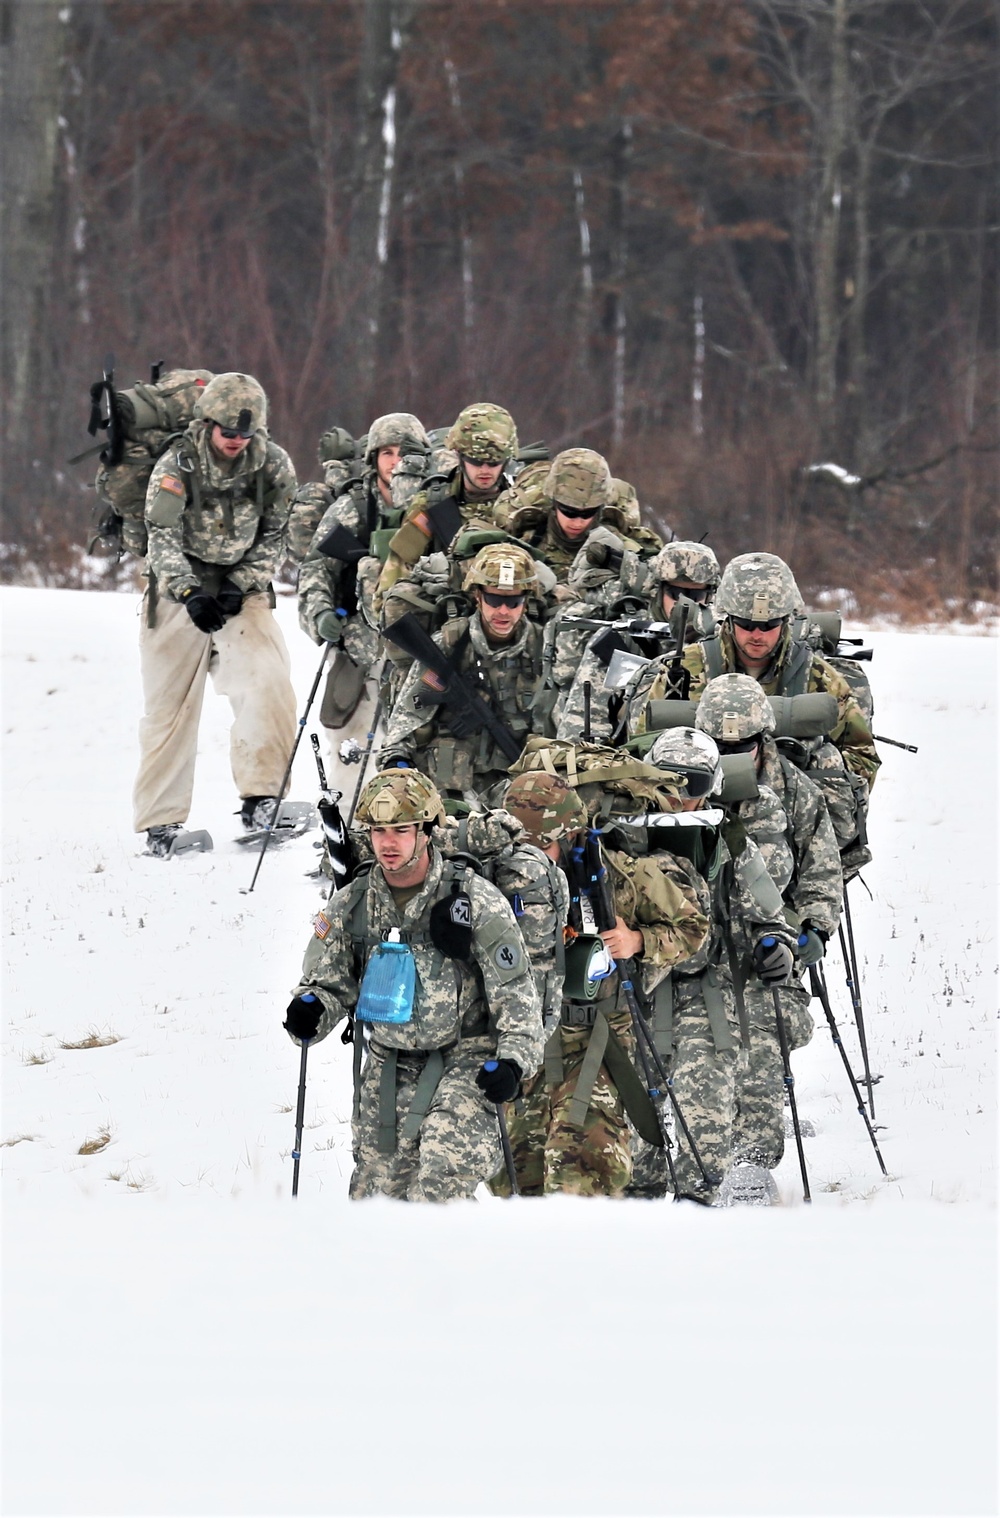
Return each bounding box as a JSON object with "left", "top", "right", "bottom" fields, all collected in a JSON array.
[
  {"left": 313, "top": 912, "right": 332, "bottom": 940},
  {"left": 493, "top": 940, "right": 522, "bottom": 973},
  {"left": 159, "top": 475, "right": 185, "bottom": 497},
  {"left": 410, "top": 511, "right": 431, "bottom": 536},
  {"left": 421, "top": 670, "right": 445, "bottom": 691}
]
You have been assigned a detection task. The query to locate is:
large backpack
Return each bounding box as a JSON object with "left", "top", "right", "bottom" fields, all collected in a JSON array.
[{"left": 89, "top": 368, "right": 214, "bottom": 557}]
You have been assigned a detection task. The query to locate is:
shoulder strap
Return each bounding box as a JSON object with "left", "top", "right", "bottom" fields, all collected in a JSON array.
[
  {"left": 777, "top": 640, "right": 811, "bottom": 697},
  {"left": 700, "top": 631, "right": 725, "bottom": 681}
]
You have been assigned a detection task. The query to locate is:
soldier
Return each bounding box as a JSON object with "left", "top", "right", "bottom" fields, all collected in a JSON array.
[
  {"left": 696, "top": 675, "right": 842, "bottom": 1200},
  {"left": 378, "top": 544, "right": 546, "bottom": 806},
  {"left": 628, "top": 552, "right": 880, "bottom": 867},
  {"left": 297, "top": 412, "right": 430, "bottom": 728},
  {"left": 282, "top": 770, "right": 543, "bottom": 1202},
  {"left": 629, "top": 726, "right": 797, "bottom": 1204},
  {"left": 492, "top": 770, "right": 711, "bottom": 1197},
  {"left": 373, "top": 402, "right": 518, "bottom": 617},
  {"left": 134, "top": 372, "right": 298, "bottom": 856},
  {"left": 283, "top": 424, "right": 359, "bottom": 566},
  {"left": 556, "top": 540, "right": 721, "bottom": 742}
]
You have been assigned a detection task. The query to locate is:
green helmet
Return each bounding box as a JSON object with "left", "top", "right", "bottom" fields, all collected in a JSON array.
[
  {"left": 194, "top": 372, "right": 267, "bottom": 435},
  {"left": 463, "top": 542, "right": 538, "bottom": 595},
  {"left": 504, "top": 772, "right": 587, "bottom": 844},
  {"left": 695, "top": 674, "right": 775, "bottom": 744},
  {"left": 545, "top": 448, "right": 613, "bottom": 512},
  {"left": 364, "top": 412, "right": 429, "bottom": 466},
  {"left": 317, "top": 425, "right": 356, "bottom": 465},
  {"left": 354, "top": 769, "right": 445, "bottom": 828},
  {"left": 715, "top": 552, "right": 801, "bottom": 622},
  {"left": 652, "top": 540, "right": 720, "bottom": 589},
  {"left": 445, "top": 403, "right": 518, "bottom": 463},
  {"left": 648, "top": 726, "right": 723, "bottom": 798}
]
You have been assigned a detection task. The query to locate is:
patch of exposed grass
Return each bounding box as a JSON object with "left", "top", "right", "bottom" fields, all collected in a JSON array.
[
  {"left": 59, "top": 1030, "right": 121, "bottom": 1050},
  {"left": 78, "top": 1127, "right": 112, "bottom": 1156},
  {"left": 1, "top": 1133, "right": 39, "bottom": 1147},
  {"left": 23, "top": 1051, "right": 52, "bottom": 1066}
]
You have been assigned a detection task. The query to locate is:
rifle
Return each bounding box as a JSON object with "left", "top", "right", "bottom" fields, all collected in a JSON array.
[
  {"left": 316, "top": 523, "right": 369, "bottom": 564},
  {"left": 425, "top": 496, "right": 464, "bottom": 549},
  {"left": 383, "top": 613, "right": 523, "bottom": 764},
  {"left": 68, "top": 351, "right": 126, "bottom": 466},
  {"left": 344, "top": 696, "right": 384, "bottom": 828},
  {"left": 873, "top": 733, "right": 919, "bottom": 753},
  {"left": 310, "top": 734, "right": 357, "bottom": 890}
]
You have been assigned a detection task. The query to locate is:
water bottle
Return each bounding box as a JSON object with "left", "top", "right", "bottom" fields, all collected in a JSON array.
[{"left": 356, "top": 930, "right": 416, "bottom": 1024}]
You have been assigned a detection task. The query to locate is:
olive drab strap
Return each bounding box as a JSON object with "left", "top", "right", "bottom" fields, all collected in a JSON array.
[
  {"left": 777, "top": 640, "right": 811, "bottom": 697},
  {"left": 398, "top": 1048, "right": 446, "bottom": 1143},
  {"left": 566, "top": 1010, "right": 611, "bottom": 1127},
  {"left": 650, "top": 976, "right": 673, "bottom": 1060},
  {"left": 377, "top": 1048, "right": 399, "bottom": 1154},
  {"left": 543, "top": 1027, "right": 564, "bottom": 1086},
  {"left": 700, "top": 966, "right": 738, "bottom": 1054}
]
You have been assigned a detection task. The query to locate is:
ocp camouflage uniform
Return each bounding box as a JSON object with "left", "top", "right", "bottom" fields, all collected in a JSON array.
[
  {"left": 134, "top": 374, "right": 297, "bottom": 831},
  {"left": 291, "top": 846, "right": 543, "bottom": 1201}
]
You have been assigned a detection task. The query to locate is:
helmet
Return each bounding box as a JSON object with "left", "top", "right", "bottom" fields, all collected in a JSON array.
[
  {"left": 354, "top": 769, "right": 445, "bottom": 828},
  {"left": 648, "top": 726, "right": 723, "bottom": 798},
  {"left": 695, "top": 674, "right": 775, "bottom": 744},
  {"left": 651, "top": 540, "right": 721, "bottom": 590},
  {"left": 364, "top": 412, "right": 429, "bottom": 466},
  {"left": 462, "top": 542, "right": 538, "bottom": 595},
  {"left": 715, "top": 552, "right": 801, "bottom": 622},
  {"left": 317, "top": 425, "right": 355, "bottom": 465},
  {"left": 445, "top": 403, "right": 518, "bottom": 463},
  {"left": 545, "top": 448, "right": 613, "bottom": 512},
  {"left": 504, "top": 772, "right": 587, "bottom": 844},
  {"left": 194, "top": 372, "right": 267, "bottom": 435}
]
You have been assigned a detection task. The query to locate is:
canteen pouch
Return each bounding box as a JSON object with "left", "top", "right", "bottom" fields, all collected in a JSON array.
[{"left": 356, "top": 934, "right": 416, "bottom": 1024}]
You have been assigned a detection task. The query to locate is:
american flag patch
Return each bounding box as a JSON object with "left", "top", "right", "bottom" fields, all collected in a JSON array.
[
  {"left": 313, "top": 912, "right": 332, "bottom": 940},
  {"left": 421, "top": 670, "right": 445, "bottom": 691},
  {"left": 412, "top": 511, "right": 431, "bottom": 535},
  {"left": 159, "top": 475, "right": 185, "bottom": 497}
]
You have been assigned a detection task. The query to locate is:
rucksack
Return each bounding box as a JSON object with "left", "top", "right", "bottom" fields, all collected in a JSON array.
[{"left": 88, "top": 368, "right": 214, "bottom": 557}]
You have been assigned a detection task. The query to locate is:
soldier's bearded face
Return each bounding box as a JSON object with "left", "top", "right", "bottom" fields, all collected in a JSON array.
[
  {"left": 731, "top": 620, "right": 783, "bottom": 667},
  {"left": 477, "top": 591, "right": 524, "bottom": 642},
  {"left": 461, "top": 457, "right": 505, "bottom": 493},
  {"left": 371, "top": 823, "right": 425, "bottom": 874},
  {"left": 210, "top": 425, "right": 252, "bottom": 461},
  {"left": 376, "top": 445, "right": 403, "bottom": 490}
]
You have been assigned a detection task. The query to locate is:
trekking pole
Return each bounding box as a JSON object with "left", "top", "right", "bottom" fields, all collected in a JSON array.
[
  {"left": 770, "top": 982, "right": 811, "bottom": 1203},
  {"left": 840, "top": 885, "right": 878, "bottom": 1117},
  {"left": 582, "top": 680, "right": 592, "bottom": 743},
  {"left": 243, "top": 642, "right": 331, "bottom": 894},
  {"left": 809, "top": 964, "right": 888, "bottom": 1177},
  {"left": 482, "top": 1063, "right": 520, "bottom": 1196},
  {"left": 345, "top": 696, "right": 384, "bottom": 829},
  {"left": 626, "top": 998, "right": 682, "bottom": 1200},
  {"left": 291, "top": 1038, "right": 311, "bottom": 1197}
]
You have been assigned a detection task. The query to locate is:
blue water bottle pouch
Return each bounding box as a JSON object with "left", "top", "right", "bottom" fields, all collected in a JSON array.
[{"left": 356, "top": 932, "right": 416, "bottom": 1024}]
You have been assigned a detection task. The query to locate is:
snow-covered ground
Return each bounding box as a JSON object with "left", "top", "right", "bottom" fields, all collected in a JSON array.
[{"left": 2, "top": 588, "right": 996, "bottom": 1516}]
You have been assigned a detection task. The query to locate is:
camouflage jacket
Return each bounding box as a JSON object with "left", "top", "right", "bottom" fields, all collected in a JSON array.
[
  {"left": 296, "top": 469, "right": 395, "bottom": 645},
  {"left": 145, "top": 421, "right": 296, "bottom": 601},
  {"left": 373, "top": 466, "right": 512, "bottom": 616},
  {"left": 603, "top": 847, "right": 712, "bottom": 1000},
  {"left": 729, "top": 784, "right": 795, "bottom": 899},
  {"left": 379, "top": 611, "right": 544, "bottom": 798},
  {"left": 293, "top": 847, "right": 544, "bottom": 1075},
  {"left": 757, "top": 741, "right": 843, "bottom": 936},
  {"left": 499, "top": 500, "right": 661, "bottom": 585}
]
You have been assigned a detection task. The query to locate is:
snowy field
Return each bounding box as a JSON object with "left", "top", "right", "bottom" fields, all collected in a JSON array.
[{"left": 2, "top": 587, "right": 997, "bottom": 1517}]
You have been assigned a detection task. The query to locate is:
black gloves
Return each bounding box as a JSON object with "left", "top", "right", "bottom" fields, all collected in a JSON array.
[
  {"left": 182, "top": 588, "right": 226, "bottom": 634},
  {"left": 284, "top": 993, "right": 322, "bottom": 1040},
  {"left": 216, "top": 579, "right": 245, "bottom": 619},
  {"left": 476, "top": 1058, "right": 521, "bottom": 1104},
  {"left": 795, "top": 924, "right": 828, "bottom": 967},
  {"left": 753, "top": 936, "right": 794, "bottom": 985}
]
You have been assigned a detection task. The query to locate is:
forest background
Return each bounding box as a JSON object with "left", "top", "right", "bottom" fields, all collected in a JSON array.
[{"left": 2, "top": 0, "right": 997, "bottom": 619}]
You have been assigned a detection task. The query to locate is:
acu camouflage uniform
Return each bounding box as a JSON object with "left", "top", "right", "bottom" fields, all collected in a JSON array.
[{"left": 283, "top": 425, "right": 359, "bottom": 565}]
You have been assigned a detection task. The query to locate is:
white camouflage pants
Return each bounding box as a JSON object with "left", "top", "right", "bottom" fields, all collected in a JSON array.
[{"left": 132, "top": 592, "right": 297, "bottom": 831}]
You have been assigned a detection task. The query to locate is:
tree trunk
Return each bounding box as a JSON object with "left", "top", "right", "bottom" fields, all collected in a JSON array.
[
  {"left": 608, "top": 118, "right": 632, "bottom": 456},
  {"left": 812, "top": 0, "right": 848, "bottom": 449},
  {"left": 444, "top": 57, "right": 476, "bottom": 395}
]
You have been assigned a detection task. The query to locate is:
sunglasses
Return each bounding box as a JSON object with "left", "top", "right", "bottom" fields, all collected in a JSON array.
[
  {"left": 555, "top": 503, "right": 600, "bottom": 521},
  {"left": 716, "top": 737, "right": 761, "bottom": 754},
  {"left": 481, "top": 590, "right": 526, "bottom": 609},
  {"left": 730, "top": 615, "right": 785, "bottom": 632},
  {"left": 216, "top": 425, "right": 253, "bottom": 440},
  {"left": 663, "top": 583, "right": 710, "bottom": 603}
]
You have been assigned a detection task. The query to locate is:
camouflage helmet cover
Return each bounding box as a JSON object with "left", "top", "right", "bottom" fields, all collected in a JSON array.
[
  {"left": 463, "top": 542, "right": 538, "bottom": 595},
  {"left": 545, "top": 448, "right": 613, "bottom": 512},
  {"left": 354, "top": 769, "right": 446, "bottom": 828},
  {"left": 194, "top": 372, "right": 267, "bottom": 434},
  {"left": 695, "top": 673, "right": 775, "bottom": 744},
  {"left": 317, "top": 425, "right": 355, "bottom": 465},
  {"left": 364, "top": 412, "right": 430, "bottom": 466},
  {"left": 445, "top": 403, "right": 518, "bottom": 463},
  {"left": 652, "top": 540, "right": 721, "bottom": 589},
  {"left": 715, "top": 552, "right": 802, "bottom": 622},
  {"left": 504, "top": 772, "right": 588, "bottom": 844},
  {"left": 648, "top": 726, "right": 724, "bottom": 797}
]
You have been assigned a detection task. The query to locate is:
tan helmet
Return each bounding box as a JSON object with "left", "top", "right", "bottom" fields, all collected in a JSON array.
[
  {"left": 194, "top": 372, "right": 267, "bottom": 435},
  {"left": 695, "top": 674, "right": 775, "bottom": 744},
  {"left": 445, "top": 403, "right": 518, "bottom": 463},
  {"left": 504, "top": 772, "right": 588, "bottom": 844},
  {"left": 364, "top": 412, "right": 429, "bottom": 466},
  {"left": 652, "top": 540, "right": 721, "bottom": 590},
  {"left": 354, "top": 769, "right": 446, "bottom": 828},
  {"left": 545, "top": 447, "right": 613, "bottom": 512},
  {"left": 462, "top": 542, "right": 538, "bottom": 595},
  {"left": 715, "top": 552, "right": 802, "bottom": 622}
]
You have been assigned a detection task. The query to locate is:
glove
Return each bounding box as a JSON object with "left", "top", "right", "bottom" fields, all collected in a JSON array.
[
  {"left": 315, "top": 609, "right": 346, "bottom": 644},
  {"left": 216, "top": 578, "right": 244, "bottom": 619},
  {"left": 182, "top": 587, "right": 226, "bottom": 634},
  {"left": 284, "top": 992, "right": 322, "bottom": 1040},
  {"left": 795, "top": 924, "right": 828, "bottom": 966},
  {"left": 753, "top": 936, "right": 794, "bottom": 985},
  {"left": 475, "top": 1058, "right": 521, "bottom": 1104}
]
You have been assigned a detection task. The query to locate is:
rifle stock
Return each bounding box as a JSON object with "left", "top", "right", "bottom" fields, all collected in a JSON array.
[{"left": 384, "top": 613, "right": 523, "bottom": 764}]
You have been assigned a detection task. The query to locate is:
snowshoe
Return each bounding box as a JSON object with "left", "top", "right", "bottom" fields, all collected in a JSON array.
[
  {"left": 235, "top": 800, "right": 317, "bottom": 846},
  {"left": 145, "top": 824, "right": 213, "bottom": 859},
  {"left": 720, "top": 1161, "right": 780, "bottom": 1207}
]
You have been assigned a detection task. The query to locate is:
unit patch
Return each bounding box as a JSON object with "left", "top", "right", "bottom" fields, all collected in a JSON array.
[{"left": 494, "top": 941, "right": 521, "bottom": 972}]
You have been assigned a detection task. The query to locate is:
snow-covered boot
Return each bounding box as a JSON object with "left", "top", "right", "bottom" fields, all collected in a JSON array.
[
  {"left": 145, "top": 824, "right": 213, "bottom": 859},
  {"left": 241, "top": 796, "right": 279, "bottom": 831},
  {"left": 720, "top": 1161, "right": 780, "bottom": 1207}
]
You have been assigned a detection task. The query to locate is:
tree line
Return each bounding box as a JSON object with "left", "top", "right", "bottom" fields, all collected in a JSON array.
[{"left": 1, "top": 0, "right": 996, "bottom": 616}]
